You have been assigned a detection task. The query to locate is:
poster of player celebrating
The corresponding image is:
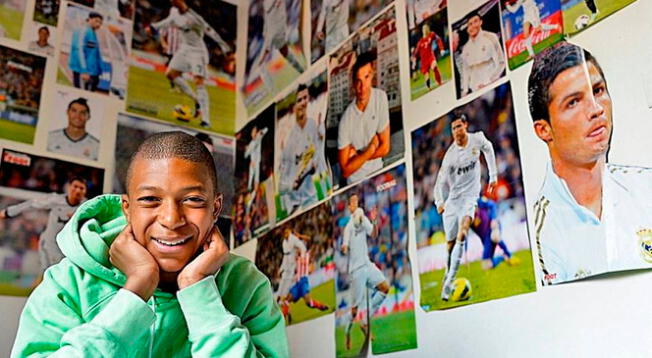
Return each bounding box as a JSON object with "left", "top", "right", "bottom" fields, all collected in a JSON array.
[
  {"left": 274, "top": 66, "right": 332, "bottom": 221},
  {"left": 326, "top": 6, "right": 405, "bottom": 190},
  {"left": 127, "top": 0, "right": 237, "bottom": 135},
  {"left": 405, "top": 0, "right": 451, "bottom": 100},
  {"left": 0, "top": 149, "right": 104, "bottom": 296},
  {"left": 243, "top": 0, "right": 307, "bottom": 116},
  {"left": 500, "top": 0, "right": 563, "bottom": 70},
  {"left": 410, "top": 82, "right": 535, "bottom": 310},
  {"left": 332, "top": 164, "right": 417, "bottom": 357},
  {"left": 233, "top": 106, "right": 276, "bottom": 248},
  {"left": 255, "top": 202, "right": 336, "bottom": 326}
]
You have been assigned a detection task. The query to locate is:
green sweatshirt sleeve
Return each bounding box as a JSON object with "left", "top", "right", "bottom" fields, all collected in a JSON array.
[
  {"left": 11, "top": 264, "right": 155, "bottom": 357},
  {"left": 177, "top": 264, "right": 289, "bottom": 357}
]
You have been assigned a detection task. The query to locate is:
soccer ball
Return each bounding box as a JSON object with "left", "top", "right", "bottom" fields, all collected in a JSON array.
[
  {"left": 172, "top": 104, "right": 193, "bottom": 122},
  {"left": 574, "top": 14, "right": 591, "bottom": 30},
  {"left": 450, "top": 278, "right": 472, "bottom": 302}
]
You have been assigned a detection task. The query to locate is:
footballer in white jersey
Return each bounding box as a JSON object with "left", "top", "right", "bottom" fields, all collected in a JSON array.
[
  {"left": 277, "top": 230, "right": 307, "bottom": 298},
  {"left": 245, "top": 126, "right": 269, "bottom": 192},
  {"left": 433, "top": 115, "right": 497, "bottom": 300},
  {"left": 47, "top": 98, "right": 100, "bottom": 161},
  {"left": 505, "top": 0, "right": 560, "bottom": 58},
  {"left": 0, "top": 178, "right": 87, "bottom": 270},
  {"left": 151, "top": 0, "right": 231, "bottom": 129},
  {"left": 340, "top": 194, "right": 389, "bottom": 350},
  {"left": 316, "top": 0, "right": 350, "bottom": 53}
]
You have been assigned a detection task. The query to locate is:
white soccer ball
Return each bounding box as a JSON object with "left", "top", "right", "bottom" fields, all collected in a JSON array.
[{"left": 574, "top": 14, "right": 591, "bottom": 30}]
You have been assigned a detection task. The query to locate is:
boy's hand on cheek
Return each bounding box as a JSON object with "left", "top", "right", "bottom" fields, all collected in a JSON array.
[
  {"left": 177, "top": 227, "right": 229, "bottom": 290},
  {"left": 110, "top": 225, "right": 160, "bottom": 301}
]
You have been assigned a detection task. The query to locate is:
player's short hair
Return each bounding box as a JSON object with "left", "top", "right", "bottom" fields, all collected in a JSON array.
[
  {"left": 125, "top": 131, "right": 218, "bottom": 195},
  {"left": 38, "top": 26, "right": 49, "bottom": 33},
  {"left": 297, "top": 83, "right": 308, "bottom": 93},
  {"left": 67, "top": 98, "right": 90, "bottom": 114},
  {"left": 351, "top": 51, "right": 376, "bottom": 80},
  {"left": 528, "top": 41, "right": 607, "bottom": 123},
  {"left": 467, "top": 10, "right": 481, "bottom": 22},
  {"left": 194, "top": 132, "right": 213, "bottom": 147},
  {"left": 68, "top": 175, "right": 87, "bottom": 187},
  {"left": 451, "top": 112, "right": 468, "bottom": 124},
  {"left": 88, "top": 12, "right": 103, "bottom": 20}
]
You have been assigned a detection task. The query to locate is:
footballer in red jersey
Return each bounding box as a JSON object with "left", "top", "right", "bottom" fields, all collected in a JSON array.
[{"left": 411, "top": 23, "right": 445, "bottom": 89}]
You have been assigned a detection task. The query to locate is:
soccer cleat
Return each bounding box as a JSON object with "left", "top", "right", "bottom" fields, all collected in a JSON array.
[
  {"left": 440, "top": 284, "right": 451, "bottom": 301},
  {"left": 200, "top": 121, "right": 210, "bottom": 129}
]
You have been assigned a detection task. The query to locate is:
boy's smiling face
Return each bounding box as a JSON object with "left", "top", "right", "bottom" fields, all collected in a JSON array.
[{"left": 122, "top": 156, "right": 222, "bottom": 274}]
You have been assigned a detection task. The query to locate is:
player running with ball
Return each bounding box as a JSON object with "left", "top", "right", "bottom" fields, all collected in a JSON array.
[
  {"left": 149, "top": 0, "right": 232, "bottom": 129},
  {"left": 433, "top": 113, "right": 497, "bottom": 301},
  {"left": 341, "top": 193, "right": 390, "bottom": 350},
  {"left": 504, "top": 0, "right": 560, "bottom": 59}
]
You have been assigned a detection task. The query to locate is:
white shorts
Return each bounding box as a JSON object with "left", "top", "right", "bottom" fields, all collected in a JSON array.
[
  {"left": 349, "top": 262, "right": 386, "bottom": 309},
  {"left": 523, "top": 6, "right": 542, "bottom": 28},
  {"left": 442, "top": 197, "right": 478, "bottom": 242},
  {"left": 277, "top": 272, "right": 294, "bottom": 298},
  {"left": 168, "top": 47, "right": 208, "bottom": 78}
]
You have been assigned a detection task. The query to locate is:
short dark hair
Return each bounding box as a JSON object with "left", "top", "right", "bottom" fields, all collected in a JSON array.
[
  {"left": 88, "top": 12, "right": 103, "bottom": 20},
  {"left": 125, "top": 131, "right": 218, "bottom": 195},
  {"left": 528, "top": 41, "right": 607, "bottom": 122},
  {"left": 296, "top": 83, "right": 308, "bottom": 94},
  {"left": 68, "top": 176, "right": 87, "bottom": 187},
  {"left": 451, "top": 112, "right": 467, "bottom": 124},
  {"left": 351, "top": 51, "right": 376, "bottom": 80},
  {"left": 68, "top": 98, "right": 90, "bottom": 114},
  {"left": 467, "top": 10, "right": 481, "bottom": 22},
  {"left": 38, "top": 26, "right": 49, "bottom": 33}
]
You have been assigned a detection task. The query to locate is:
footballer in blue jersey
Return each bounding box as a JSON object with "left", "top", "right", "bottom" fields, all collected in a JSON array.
[
  {"left": 471, "top": 197, "right": 519, "bottom": 270},
  {"left": 69, "top": 12, "right": 104, "bottom": 92}
]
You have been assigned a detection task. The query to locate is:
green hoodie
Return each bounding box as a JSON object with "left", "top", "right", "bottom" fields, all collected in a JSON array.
[{"left": 11, "top": 195, "right": 289, "bottom": 358}]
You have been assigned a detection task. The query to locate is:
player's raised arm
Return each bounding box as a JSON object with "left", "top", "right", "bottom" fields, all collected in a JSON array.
[
  {"left": 505, "top": 0, "right": 523, "bottom": 13},
  {"left": 3, "top": 194, "right": 58, "bottom": 219},
  {"left": 479, "top": 132, "right": 498, "bottom": 184},
  {"left": 203, "top": 19, "right": 232, "bottom": 53}
]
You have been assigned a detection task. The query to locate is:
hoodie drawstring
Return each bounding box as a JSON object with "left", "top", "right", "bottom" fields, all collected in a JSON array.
[{"left": 148, "top": 296, "right": 156, "bottom": 358}]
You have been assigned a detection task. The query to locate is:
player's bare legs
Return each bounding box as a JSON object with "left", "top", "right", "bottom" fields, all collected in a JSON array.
[
  {"left": 441, "top": 215, "right": 471, "bottom": 301},
  {"left": 193, "top": 74, "right": 211, "bottom": 128},
  {"left": 525, "top": 21, "right": 561, "bottom": 59}
]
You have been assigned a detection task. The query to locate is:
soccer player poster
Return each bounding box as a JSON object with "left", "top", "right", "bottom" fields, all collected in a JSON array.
[
  {"left": 33, "top": 0, "right": 60, "bottom": 27},
  {"left": 274, "top": 66, "right": 332, "bottom": 221},
  {"left": 326, "top": 6, "right": 405, "bottom": 191},
  {"left": 0, "top": 0, "right": 26, "bottom": 41},
  {"left": 410, "top": 82, "right": 536, "bottom": 310},
  {"left": 450, "top": 0, "right": 507, "bottom": 99},
  {"left": 562, "top": 0, "right": 635, "bottom": 35},
  {"left": 57, "top": 2, "right": 132, "bottom": 100},
  {"left": 500, "top": 0, "right": 563, "bottom": 70},
  {"left": 243, "top": 0, "right": 307, "bottom": 117},
  {"left": 127, "top": 0, "right": 237, "bottom": 135},
  {"left": 234, "top": 105, "right": 276, "bottom": 248},
  {"left": 46, "top": 89, "right": 104, "bottom": 162},
  {"left": 332, "top": 164, "right": 417, "bottom": 357},
  {"left": 0, "top": 149, "right": 104, "bottom": 296},
  {"left": 255, "top": 202, "right": 336, "bottom": 326},
  {"left": 112, "top": 113, "right": 235, "bottom": 233},
  {"left": 405, "top": 0, "right": 452, "bottom": 100},
  {"left": 0, "top": 45, "right": 46, "bottom": 145}
]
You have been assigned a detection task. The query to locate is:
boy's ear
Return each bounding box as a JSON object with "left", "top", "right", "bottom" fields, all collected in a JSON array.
[
  {"left": 213, "top": 194, "right": 223, "bottom": 223},
  {"left": 121, "top": 194, "right": 131, "bottom": 223}
]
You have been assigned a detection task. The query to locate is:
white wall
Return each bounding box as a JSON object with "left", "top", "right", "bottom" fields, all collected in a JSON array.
[{"left": 3, "top": 0, "right": 652, "bottom": 357}]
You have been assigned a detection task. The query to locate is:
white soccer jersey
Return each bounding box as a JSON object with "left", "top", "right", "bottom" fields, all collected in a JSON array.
[
  {"left": 245, "top": 127, "right": 269, "bottom": 172},
  {"left": 506, "top": 0, "right": 542, "bottom": 27},
  {"left": 535, "top": 163, "right": 652, "bottom": 285},
  {"left": 460, "top": 30, "right": 506, "bottom": 94},
  {"left": 280, "top": 117, "right": 322, "bottom": 207},
  {"left": 338, "top": 87, "right": 390, "bottom": 184},
  {"left": 28, "top": 41, "right": 54, "bottom": 56},
  {"left": 47, "top": 129, "right": 100, "bottom": 161},
  {"left": 316, "top": 0, "right": 350, "bottom": 52},
  {"left": 342, "top": 211, "right": 374, "bottom": 273},
  {"left": 6, "top": 193, "right": 85, "bottom": 269},
  {"left": 152, "top": 7, "right": 229, "bottom": 55},
  {"left": 434, "top": 131, "right": 497, "bottom": 208},
  {"left": 280, "top": 232, "right": 307, "bottom": 278},
  {"left": 263, "top": 0, "right": 288, "bottom": 49}
]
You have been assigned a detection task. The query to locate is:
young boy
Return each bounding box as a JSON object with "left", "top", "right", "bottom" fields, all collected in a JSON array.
[{"left": 11, "top": 132, "right": 288, "bottom": 357}]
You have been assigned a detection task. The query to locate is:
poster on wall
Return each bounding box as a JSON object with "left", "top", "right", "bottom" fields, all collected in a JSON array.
[
  {"left": 405, "top": 0, "right": 451, "bottom": 100},
  {"left": 411, "top": 82, "right": 536, "bottom": 310},
  {"left": 56, "top": 2, "right": 132, "bottom": 100},
  {"left": 326, "top": 6, "right": 404, "bottom": 191},
  {"left": 0, "top": 149, "right": 104, "bottom": 296},
  {"left": 233, "top": 105, "right": 276, "bottom": 248},
  {"left": 26, "top": 23, "right": 57, "bottom": 57},
  {"left": 0, "top": 45, "right": 47, "bottom": 145},
  {"left": 274, "top": 66, "right": 332, "bottom": 221},
  {"left": 332, "top": 164, "right": 417, "bottom": 357},
  {"left": 46, "top": 89, "right": 104, "bottom": 162},
  {"left": 112, "top": 113, "right": 235, "bottom": 234},
  {"left": 562, "top": 0, "right": 636, "bottom": 35},
  {"left": 450, "top": 0, "right": 507, "bottom": 99},
  {"left": 521, "top": 42, "right": 652, "bottom": 285},
  {"left": 255, "top": 202, "right": 336, "bottom": 326},
  {"left": 0, "top": 0, "right": 26, "bottom": 41},
  {"left": 500, "top": 0, "right": 563, "bottom": 70},
  {"left": 127, "top": 0, "right": 237, "bottom": 135},
  {"left": 243, "top": 0, "right": 306, "bottom": 116},
  {"left": 33, "top": 0, "right": 60, "bottom": 27}
]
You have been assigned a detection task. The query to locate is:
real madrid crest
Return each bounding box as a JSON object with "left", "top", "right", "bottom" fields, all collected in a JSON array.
[{"left": 637, "top": 229, "right": 652, "bottom": 263}]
